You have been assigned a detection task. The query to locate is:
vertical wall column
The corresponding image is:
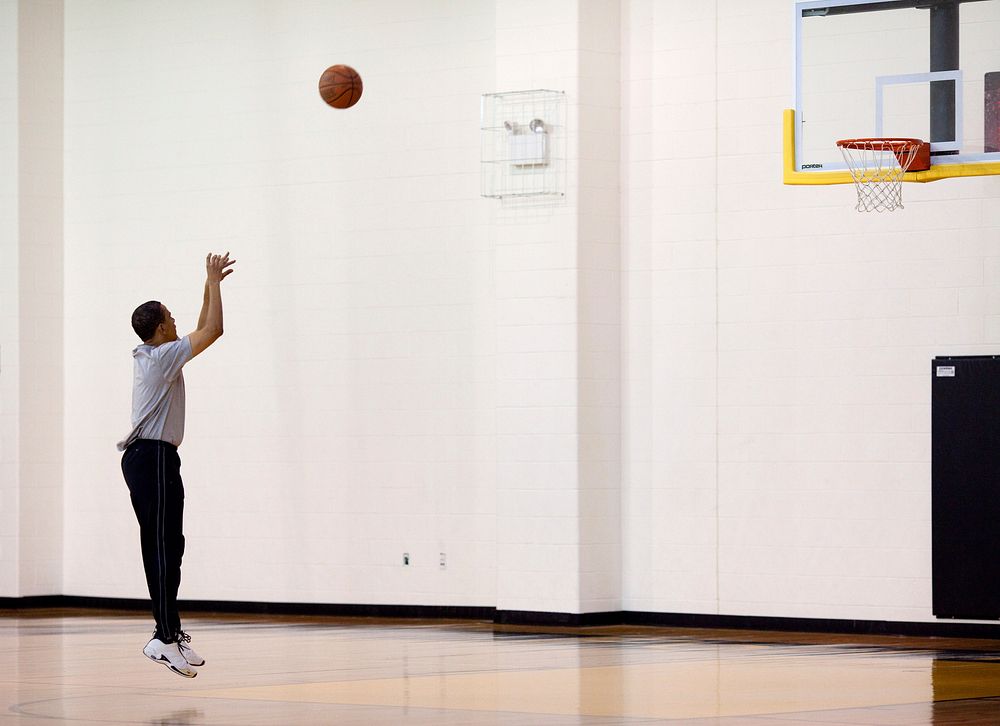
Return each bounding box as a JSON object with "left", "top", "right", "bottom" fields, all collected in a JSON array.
[
  {"left": 493, "top": 0, "right": 621, "bottom": 618},
  {"left": 0, "top": 0, "right": 19, "bottom": 596},
  {"left": 493, "top": 0, "right": 582, "bottom": 617},
  {"left": 575, "top": 2, "right": 621, "bottom": 615},
  {"left": 621, "top": 0, "right": 720, "bottom": 615},
  {"left": 16, "top": 0, "right": 63, "bottom": 596}
]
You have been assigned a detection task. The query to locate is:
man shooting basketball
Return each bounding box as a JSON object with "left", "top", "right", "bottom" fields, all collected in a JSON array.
[{"left": 117, "top": 252, "right": 236, "bottom": 678}]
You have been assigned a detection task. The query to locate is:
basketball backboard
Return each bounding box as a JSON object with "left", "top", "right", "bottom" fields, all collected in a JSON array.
[{"left": 786, "top": 0, "right": 1000, "bottom": 184}]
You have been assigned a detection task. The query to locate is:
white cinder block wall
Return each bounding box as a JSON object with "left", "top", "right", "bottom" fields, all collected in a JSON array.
[
  {"left": 61, "top": 0, "right": 498, "bottom": 606},
  {"left": 714, "top": 0, "right": 999, "bottom": 622},
  {"left": 623, "top": 0, "right": 1000, "bottom": 623},
  {"left": 1, "top": 0, "right": 997, "bottom": 625}
]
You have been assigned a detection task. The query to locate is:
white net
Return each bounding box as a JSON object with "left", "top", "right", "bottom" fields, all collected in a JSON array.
[{"left": 837, "top": 139, "right": 922, "bottom": 213}]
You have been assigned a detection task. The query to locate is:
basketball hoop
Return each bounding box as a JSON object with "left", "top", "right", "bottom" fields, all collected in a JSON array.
[{"left": 836, "top": 138, "right": 929, "bottom": 212}]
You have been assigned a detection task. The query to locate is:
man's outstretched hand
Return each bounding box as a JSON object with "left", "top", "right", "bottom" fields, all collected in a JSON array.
[{"left": 206, "top": 252, "right": 236, "bottom": 283}]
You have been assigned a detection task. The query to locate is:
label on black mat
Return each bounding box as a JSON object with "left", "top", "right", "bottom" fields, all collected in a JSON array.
[{"left": 936, "top": 366, "right": 956, "bottom": 377}]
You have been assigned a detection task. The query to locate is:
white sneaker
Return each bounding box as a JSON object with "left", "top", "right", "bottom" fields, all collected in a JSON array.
[
  {"left": 143, "top": 638, "right": 197, "bottom": 678},
  {"left": 175, "top": 631, "right": 205, "bottom": 667}
]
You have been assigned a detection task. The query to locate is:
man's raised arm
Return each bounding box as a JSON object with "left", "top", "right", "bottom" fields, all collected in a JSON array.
[{"left": 188, "top": 252, "right": 235, "bottom": 359}]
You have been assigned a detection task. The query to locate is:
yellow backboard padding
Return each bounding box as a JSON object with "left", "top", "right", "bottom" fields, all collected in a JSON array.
[{"left": 782, "top": 109, "right": 1000, "bottom": 185}]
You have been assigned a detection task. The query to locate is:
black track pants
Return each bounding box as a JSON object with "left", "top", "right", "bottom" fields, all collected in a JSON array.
[{"left": 121, "top": 439, "right": 185, "bottom": 642}]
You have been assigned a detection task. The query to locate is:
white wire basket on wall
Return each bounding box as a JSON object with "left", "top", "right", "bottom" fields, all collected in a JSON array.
[{"left": 480, "top": 89, "right": 566, "bottom": 199}]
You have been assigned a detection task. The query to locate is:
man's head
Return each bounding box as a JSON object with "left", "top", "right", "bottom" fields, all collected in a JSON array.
[{"left": 131, "top": 301, "right": 178, "bottom": 344}]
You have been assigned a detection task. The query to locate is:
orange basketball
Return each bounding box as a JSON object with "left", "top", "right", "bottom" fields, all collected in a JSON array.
[{"left": 318, "top": 65, "right": 363, "bottom": 109}]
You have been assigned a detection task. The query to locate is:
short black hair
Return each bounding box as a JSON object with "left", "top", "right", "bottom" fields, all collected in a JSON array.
[{"left": 131, "top": 300, "right": 164, "bottom": 341}]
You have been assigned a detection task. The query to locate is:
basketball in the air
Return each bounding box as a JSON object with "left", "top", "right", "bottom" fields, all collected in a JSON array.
[{"left": 318, "top": 65, "right": 363, "bottom": 109}]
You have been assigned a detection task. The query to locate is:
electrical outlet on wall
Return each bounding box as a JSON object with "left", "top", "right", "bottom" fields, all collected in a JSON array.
[{"left": 439, "top": 552, "right": 446, "bottom": 569}]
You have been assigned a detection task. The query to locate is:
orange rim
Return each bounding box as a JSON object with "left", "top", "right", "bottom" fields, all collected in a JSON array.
[{"left": 836, "top": 137, "right": 924, "bottom": 151}]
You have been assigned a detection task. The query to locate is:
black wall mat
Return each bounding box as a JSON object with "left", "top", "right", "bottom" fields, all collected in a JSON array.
[{"left": 932, "top": 355, "right": 1000, "bottom": 620}]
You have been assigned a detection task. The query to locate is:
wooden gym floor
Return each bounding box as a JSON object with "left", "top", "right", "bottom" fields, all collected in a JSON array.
[{"left": 3, "top": 610, "right": 1000, "bottom": 724}]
